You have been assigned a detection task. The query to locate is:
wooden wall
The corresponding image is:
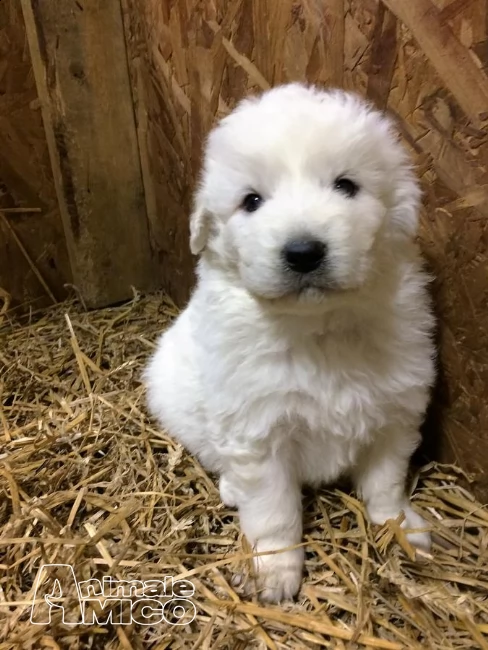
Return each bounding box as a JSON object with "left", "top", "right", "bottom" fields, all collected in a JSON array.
[
  {"left": 0, "top": 0, "right": 70, "bottom": 312},
  {"left": 1, "top": 0, "right": 159, "bottom": 311},
  {"left": 2, "top": 0, "right": 487, "bottom": 498},
  {"left": 121, "top": 0, "right": 488, "bottom": 500}
]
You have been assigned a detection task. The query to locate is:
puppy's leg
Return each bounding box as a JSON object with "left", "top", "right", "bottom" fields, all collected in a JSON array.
[
  {"left": 219, "top": 473, "right": 239, "bottom": 507},
  {"left": 353, "top": 430, "right": 431, "bottom": 551},
  {"left": 226, "top": 455, "right": 303, "bottom": 602}
]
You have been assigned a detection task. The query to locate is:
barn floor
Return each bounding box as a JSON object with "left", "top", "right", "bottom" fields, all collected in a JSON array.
[{"left": 0, "top": 294, "right": 487, "bottom": 650}]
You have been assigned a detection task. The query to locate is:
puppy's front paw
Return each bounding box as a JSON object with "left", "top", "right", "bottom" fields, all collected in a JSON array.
[
  {"left": 368, "top": 502, "right": 431, "bottom": 552},
  {"left": 252, "top": 543, "right": 304, "bottom": 603},
  {"left": 401, "top": 506, "right": 431, "bottom": 552},
  {"left": 219, "top": 474, "right": 238, "bottom": 507}
]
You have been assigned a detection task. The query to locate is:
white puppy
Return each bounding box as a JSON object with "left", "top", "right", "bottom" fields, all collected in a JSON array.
[{"left": 145, "top": 84, "right": 435, "bottom": 602}]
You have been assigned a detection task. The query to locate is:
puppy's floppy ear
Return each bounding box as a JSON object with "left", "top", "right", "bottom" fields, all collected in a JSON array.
[
  {"left": 189, "top": 190, "right": 211, "bottom": 255},
  {"left": 382, "top": 118, "right": 421, "bottom": 240},
  {"left": 390, "top": 169, "right": 421, "bottom": 240}
]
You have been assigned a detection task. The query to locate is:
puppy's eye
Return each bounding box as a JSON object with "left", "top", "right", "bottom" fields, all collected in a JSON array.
[
  {"left": 334, "top": 177, "right": 359, "bottom": 198},
  {"left": 242, "top": 193, "right": 263, "bottom": 213}
]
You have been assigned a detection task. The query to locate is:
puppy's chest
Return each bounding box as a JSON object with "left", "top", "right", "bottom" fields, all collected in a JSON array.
[{"left": 255, "top": 336, "right": 392, "bottom": 437}]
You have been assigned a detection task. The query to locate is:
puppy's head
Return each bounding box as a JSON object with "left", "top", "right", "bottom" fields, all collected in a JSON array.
[{"left": 191, "top": 84, "right": 420, "bottom": 307}]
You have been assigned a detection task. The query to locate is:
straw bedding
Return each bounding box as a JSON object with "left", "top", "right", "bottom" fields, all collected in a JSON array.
[{"left": 0, "top": 293, "right": 487, "bottom": 649}]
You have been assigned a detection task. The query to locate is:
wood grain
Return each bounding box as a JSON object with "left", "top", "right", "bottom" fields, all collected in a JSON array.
[
  {"left": 21, "top": 0, "right": 156, "bottom": 308},
  {"left": 0, "top": 0, "right": 71, "bottom": 311},
  {"left": 383, "top": 0, "right": 488, "bottom": 126}
]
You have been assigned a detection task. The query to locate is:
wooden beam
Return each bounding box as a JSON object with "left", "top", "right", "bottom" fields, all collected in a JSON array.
[{"left": 21, "top": 0, "right": 156, "bottom": 308}]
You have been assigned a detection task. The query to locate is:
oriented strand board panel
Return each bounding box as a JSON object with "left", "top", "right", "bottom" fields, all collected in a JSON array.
[
  {"left": 21, "top": 0, "right": 156, "bottom": 308},
  {"left": 123, "top": 0, "right": 488, "bottom": 500},
  {"left": 0, "top": 0, "right": 71, "bottom": 311}
]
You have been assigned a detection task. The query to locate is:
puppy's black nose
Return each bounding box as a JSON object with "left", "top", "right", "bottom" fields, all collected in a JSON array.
[{"left": 283, "top": 239, "right": 326, "bottom": 274}]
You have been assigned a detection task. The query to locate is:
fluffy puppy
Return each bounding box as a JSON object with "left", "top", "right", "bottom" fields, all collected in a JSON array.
[{"left": 145, "top": 84, "right": 435, "bottom": 602}]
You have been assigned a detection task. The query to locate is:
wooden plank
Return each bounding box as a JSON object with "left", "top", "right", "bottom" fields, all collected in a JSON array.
[
  {"left": 0, "top": 0, "right": 71, "bottom": 312},
  {"left": 20, "top": 0, "right": 156, "bottom": 308},
  {"left": 382, "top": 0, "right": 488, "bottom": 126}
]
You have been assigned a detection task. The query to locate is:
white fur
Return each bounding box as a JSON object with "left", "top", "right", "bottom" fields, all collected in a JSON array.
[{"left": 145, "top": 84, "right": 436, "bottom": 602}]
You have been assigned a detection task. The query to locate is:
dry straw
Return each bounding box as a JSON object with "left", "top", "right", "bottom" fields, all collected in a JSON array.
[{"left": 0, "top": 294, "right": 487, "bottom": 649}]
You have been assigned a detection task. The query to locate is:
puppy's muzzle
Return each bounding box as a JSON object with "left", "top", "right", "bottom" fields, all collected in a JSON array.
[{"left": 282, "top": 239, "right": 327, "bottom": 274}]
